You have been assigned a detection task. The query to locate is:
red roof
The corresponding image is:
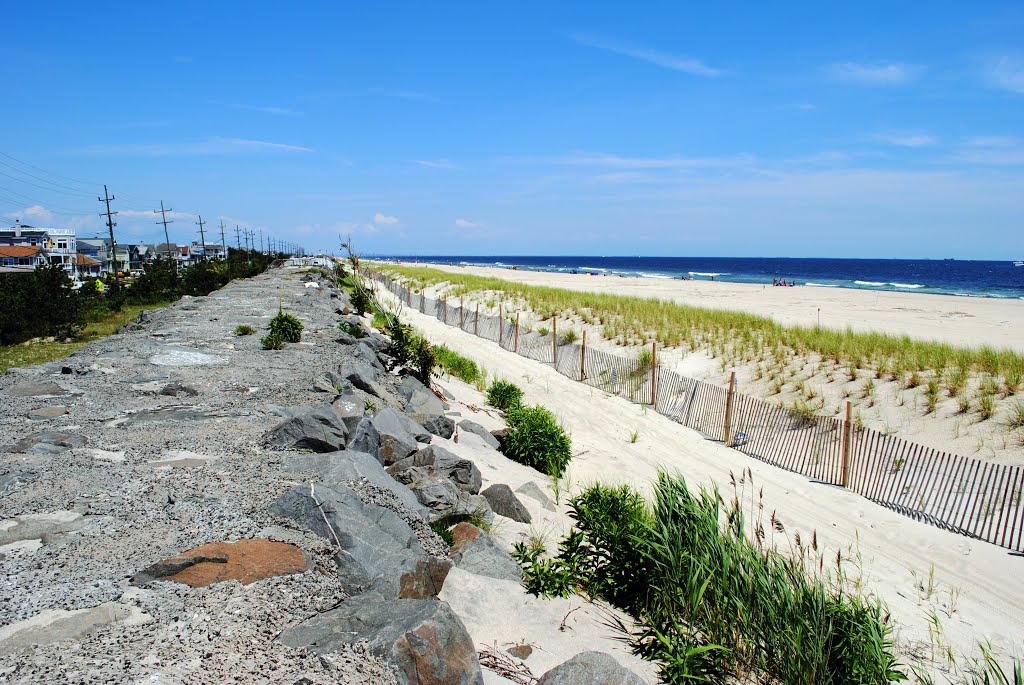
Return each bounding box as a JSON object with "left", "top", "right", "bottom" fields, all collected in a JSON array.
[
  {"left": 74, "top": 253, "right": 100, "bottom": 266},
  {"left": 0, "top": 245, "right": 41, "bottom": 258}
]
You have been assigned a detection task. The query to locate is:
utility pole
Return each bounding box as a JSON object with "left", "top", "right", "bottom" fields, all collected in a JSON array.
[
  {"left": 155, "top": 201, "right": 174, "bottom": 260},
  {"left": 98, "top": 185, "right": 118, "bottom": 278},
  {"left": 234, "top": 225, "right": 241, "bottom": 251},
  {"left": 260, "top": 229, "right": 264, "bottom": 255},
  {"left": 196, "top": 214, "right": 208, "bottom": 262},
  {"left": 219, "top": 220, "right": 227, "bottom": 260}
]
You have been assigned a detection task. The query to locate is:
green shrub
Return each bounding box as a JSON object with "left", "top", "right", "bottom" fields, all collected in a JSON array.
[
  {"left": 435, "top": 345, "right": 482, "bottom": 384},
  {"left": 500, "top": 404, "right": 572, "bottom": 477},
  {"left": 339, "top": 321, "right": 366, "bottom": 338},
  {"left": 383, "top": 315, "right": 436, "bottom": 383},
  {"left": 537, "top": 326, "right": 549, "bottom": 336},
  {"left": 486, "top": 379, "right": 524, "bottom": 411},
  {"left": 350, "top": 285, "right": 373, "bottom": 315},
  {"left": 429, "top": 520, "right": 454, "bottom": 546},
  {"left": 234, "top": 324, "right": 256, "bottom": 336},
  {"left": 261, "top": 333, "right": 286, "bottom": 350},
  {"left": 269, "top": 309, "right": 303, "bottom": 343},
  {"left": 559, "top": 328, "right": 579, "bottom": 345}
]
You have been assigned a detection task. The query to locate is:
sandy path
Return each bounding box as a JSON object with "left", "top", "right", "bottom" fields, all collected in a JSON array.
[
  {"left": 389, "top": 290, "right": 1024, "bottom": 674},
  {"left": 398, "top": 263, "right": 1024, "bottom": 352}
]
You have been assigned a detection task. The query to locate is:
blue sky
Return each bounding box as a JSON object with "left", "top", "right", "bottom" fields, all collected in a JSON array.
[{"left": 1, "top": 2, "right": 1022, "bottom": 259}]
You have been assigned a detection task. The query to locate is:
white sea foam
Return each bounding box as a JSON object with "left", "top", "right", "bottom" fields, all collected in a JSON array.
[
  {"left": 854, "top": 280, "right": 886, "bottom": 286},
  {"left": 891, "top": 283, "right": 926, "bottom": 289},
  {"left": 689, "top": 271, "right": 727, "bottom": 277},
  {"left": 805, "top": 282, "right": 838, "bottom": 287}
]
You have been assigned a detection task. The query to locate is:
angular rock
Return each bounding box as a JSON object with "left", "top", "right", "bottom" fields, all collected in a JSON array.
[
  {"left": 283, "top": 450, "right": 428, "bottom": 517},
  {"left": 388, "top": 445, "right": 482, "bottom": 495},
  {"left": 279, "top": 592, "right": 483, "bottom": 685},
  {"left": 347, "top": 417, "right": 382, "bottom": 461},
  {"left": 398, "top": 374, "right": 429, "bottom": 402},
  {"left": 8, "top": 431, "right": 87, "bottom": 454},
  {"left": 368, "top": 412, "right": 419, "bottom": 465},
  {"left": 361, "top": 332, "right": 391, "bottom": 352},
  {"left": 448, "top": 523, "right": 522, "bottom": 582},
  {"left": 266, "top": 404, "right": 348, "bottom": 453},
  {"left": 516, "top": 481, "right": 557, "bottom": 512},
  {"left": 132, "top": 539, "right": 310, "bottom": 587},
  {"left": 374, "top": 407, "right": 430, "bottom": 442},
  {"left": 537, "top": 651, "right": 646, "bottom": 685},
  {"left": 386, "top": 467, "right": 491, "bottom": 523},
  {"left": 404, "top": 385, "right": 446, "bottom": 417},
  {"left": 270, "top": 485, "right": 424, "bottom": 597},
  {"left": 458, "top": 420, "right": 500, "bottom": 449},
  {"left": 412, "top": 413, "right": 455, "bottom": 440},
  {"left": 354, "top": 342, "right": 385, "bottom": 371},
  {"left": 481, "top": 484, "right": 532, "bottom": 523},
  {"left": 399, "top": 558, "right": 453, "bottom": 599},
  {"left": 331, "top": 392, "right": 367, "bottom": 433},
  {"left": 340, "top": 359, "right": 387, "bottom": 398},
  {"left": 159, "top": 382, "right": 198, "bottom": 397},
  {"left": 0, "top": 472, "right": 33, "bottom": 498}
]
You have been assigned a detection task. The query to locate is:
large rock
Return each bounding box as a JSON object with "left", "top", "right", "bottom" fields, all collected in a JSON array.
[
  {"left": 266, "top": 405, "right": 348, "bottom": 452},
  {"left": 346, "top": 417, "right": 381, "bottom": 459},
  {"left": 368, "top": 411, "right": 419, "bottom": 465},
  {"left": 413, "top": 414, "right": 455, "bottom": 440},
  {"left": 330, "top": 392, "right": 366, "bottom": 432},
  {"left": 537, "top": 651, "right": 646, "bottom": 685},
  {"left": 386, "top": 471, "right": 491, "bottom": 523},
  {"left": 481, "top": 484, "right": 532, "bottom": 523},
  {"left": 7, "top": 431, "right": 87, "bottom": 454},
  {"left": 279, "top": 592, "right": 483, "bottom": 685},
  {"left": 398, "top": 375, "right": 429, "bottom": 402},
  {"left": 6, "top": 381, "right": 70, "bottom": 398},
  {"left": 516, "top": 481, "right": 557, "bottom": 512},
  {"left": 389, "top": 445, "right": 481, "bottom": 495},
  {"left": 283, "top": 450, "right": 428, "bottom": 517},
  {"left": 270, "top": 485, "right": 424, "bottom": 597},
  {"left": 373, "top": 407, "right": 431, "bottom": 444},
  {"left": 353, "top": 342, "right": 385, "bottom": 371},
  {"left": 448, "top": 522, "right": 522, "bottom": 582},
  {"left": 132, "top": 539, "right": 309, "bottom": 587},
  {"left": 404, "top": 384, "right": 447, "bottom": 417},
  {"left": 458, "top": 420, "right": 500, "bottom": 449},
  {"left": 341, "top": 359, "right": 387, "bottom": 398}
]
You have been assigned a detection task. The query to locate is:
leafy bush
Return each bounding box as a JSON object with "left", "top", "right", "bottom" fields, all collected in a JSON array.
[
  {"left": 486, "top": 379, "right": 524, "bottom": 411},
  {"left": 261, "top": 333, "right": 286, "bottom": 350},
  {"left": 269, "top": 309, "right": 303, "bottom": 343},
  {"left": 435, "top": 345, "right": 482, "bottom": 384},
  {"left": 559, "top": 328, "right": 579, "bottom": 345},
  {"left": 234, "top": 324, "right": 256, "bottom": 336},
  {"left": 500, "top": 404, "right": 572, "bottom": 477},
  {"left": 339, "top": 321, "right": 366, "bottom": 338},
  {"left": 384, "top": 316, "right": 436, "bottom": 383},
  {"left": 0, "top": 262, "right": 84, "bottom": 345},
  {"left": 350, "top": 285, "right": 373, "bottom": 315}
]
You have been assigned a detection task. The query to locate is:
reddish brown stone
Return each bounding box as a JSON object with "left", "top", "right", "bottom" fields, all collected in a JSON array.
[
  {"left": 135, "top": 539, "right": 310, "bottom": 587},
  {"left": 399, "top": 557, "right": 453, "bottom": 599}
]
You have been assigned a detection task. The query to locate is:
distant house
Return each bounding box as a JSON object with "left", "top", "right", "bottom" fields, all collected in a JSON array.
[
  {"left": 73, "top": 253, "right": 102, "bottom": 278},
  {"left": 0, "top": 245, "right": 47, "bottom": 272},
  {"left": 130, "top": 244, "right": 158, "bottom": 271},
  {"left": 0, "top": 222, "right": 76, "bottom": 273},
  {"left": 78, "top": 237, "right": 130, "bottom": 274}
]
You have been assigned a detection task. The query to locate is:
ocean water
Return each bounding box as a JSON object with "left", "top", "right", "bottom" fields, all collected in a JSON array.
[{"left": 379, "top": 256, "right": 1024, "bottom": 300}]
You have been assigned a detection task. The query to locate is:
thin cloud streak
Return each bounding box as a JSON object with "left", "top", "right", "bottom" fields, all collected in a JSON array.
[
  {"left": 414, "top": 159, "right": 459, "bottom": 169},
  {"left": 72, "top": 137, "right": 314, "bottom": 156},
  {"left": 986, "top": 55, "right": 1024, "bottom": 94},
  {"left": 871, "top": 133, "right": 937, "bottom": 147},
  {"left": 570, "top": 33, "right": 725, "bottom": 77},
  {"left": 229, "top": 103, "right": 303, "bottom": 116},
  {"left": 827, "top": 61, "right": 924, "bottom": 85},
  {"left": 543, "top": 151, "right": 756, "bottom": 170}
]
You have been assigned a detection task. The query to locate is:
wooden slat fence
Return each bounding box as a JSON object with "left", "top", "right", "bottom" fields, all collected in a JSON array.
[{"left": 371, "top": 272, "right": 1024, "bottom": 553}]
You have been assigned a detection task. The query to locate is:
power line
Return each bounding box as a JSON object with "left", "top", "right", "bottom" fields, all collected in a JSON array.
[
  {"left": 98, "top": 185, "right": 119, "bottom": 277},
  {"left": 0, "top": 161, "right": 97, "bottom": 198},
  {"left": 0, "top": 184, "right": 95, "bottom": 215}
]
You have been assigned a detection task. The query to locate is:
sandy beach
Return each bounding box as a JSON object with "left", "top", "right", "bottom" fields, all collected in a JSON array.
[
  {"left": 379, "top": 284, "right": 1024, "bottom": 679},
  {"left": 389, "top": 262, "right": 1024, "bottom": 466},
  {"left": 397, "top": 262, "right": 1024, "bottom": 352}
]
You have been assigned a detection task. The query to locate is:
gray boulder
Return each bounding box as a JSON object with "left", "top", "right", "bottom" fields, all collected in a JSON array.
[
  {"left": 279, "top": 591, "right": 483, "bottom": 685},
  {"left": 387, "top": 470, "right": 491, "bottom": 523},
  {"left": 270, "top": 485, "right": 423, "bottom": 597},
  {"left": 282, "top": 450, "right": 428, "bottom": 518},
  {"left": 368, "top": 410, "right": 420, "bottom": 465},
  {"left": 398, "top": 375, "right": 429, "bottom": 402},
  {"left": 346, "top": 417, "right": 381, "bottom": 460},
  {"left": 481, "top": 484, "right": 532, "bottom": 523},
  {"left": 1, "top": 472, "right": 33, "bottom": 498},
  {"left": 516, "top": 481, "right": 557, "bottom": 512},
  {"left": 458, "top": 420, "right": 500, "bottom": 449},
  {"left": 373, "top": 407, "right": 431, "bottom": 443},
  {"left": 448, "top": 523, "right": 522, "bottom": 582},
  {"left": 266, "top": 405, "right": 348, "bottom": 453},
  {"left": 340, "top": 359, "right": 387, "bottom": 398},
  {"left": 537, "top": 651, "right": 646, "bottom": 685},
  {"left": 413, "top": 413, "right": 455, "bottom": 440},
  {"left": 354, "top": 342, "right": 385, "bottom": 371},
  {"left": 8, "top": 431, "right": 87, "bottom": 454},
  {"left": 330, "top": 392, "right": 366, "bottom": 432},
  {"left": 404, "top": 385, "right": 447, "bottom": 417},
  {"left": 389, "top": 445, "right": 481, "bottom": 495}
]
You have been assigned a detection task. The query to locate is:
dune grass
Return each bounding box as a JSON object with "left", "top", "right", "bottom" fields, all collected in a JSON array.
[
  {"left": 378, "top": 265, "right": 1024, "bottom": 384},
  {"left": 433, "top": 344, "right": 484, "bottom": 384}
]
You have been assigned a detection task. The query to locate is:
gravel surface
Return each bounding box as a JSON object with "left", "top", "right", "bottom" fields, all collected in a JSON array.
[{"left": 0, "top": 266, "right": 401, "bottom": 684}]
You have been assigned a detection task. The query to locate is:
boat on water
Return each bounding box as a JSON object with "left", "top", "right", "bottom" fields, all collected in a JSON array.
[{"left": 1014, "top": 260, "right": 1024, "bottom": 267}]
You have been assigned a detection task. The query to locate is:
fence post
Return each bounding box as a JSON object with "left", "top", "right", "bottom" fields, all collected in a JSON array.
[
  {"left": 723, "top": 371, "right": 736, "bottom": 444},
  {"left": 498, "top": 303, "right": 503, "bottom": 346},
  {"left": 552, "top": 316, "right": 557, "bottom": 365},
  {"left": 842, "top": 401, "right": 853, "bottom": 488},
  {"left": 580, "top": 329, "right": 587, "bottom": 380},
  {"left": 651, "top": 342, "right": 657, "bottom": 407},
  {"left": 460, "top": 296, "right": 465, "bottom": 327},
  {"left": 475, "top": 304, "right": 479, "bottom": 336},
  {"left": 514, "top": 312, "right": 520, "bottom": 353}
]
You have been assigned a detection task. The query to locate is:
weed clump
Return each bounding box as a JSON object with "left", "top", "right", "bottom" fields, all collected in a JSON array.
[
  {"left": 339, "top": 321, "right": 366, "bottom": 338},
  {"left": 261, "top": 333, "right": 285, "bottom": 350},
  {"left": 269, "top": 309, "right": 303, "bottom": 343},
  {"left": 501, "top": 404, "right": 572, "bottom": 477},
  {"left": 486, "top": 379, "right": 524, "bottom": 411},
  {"left": 234, "top": 324, "right": 256, "bottom": 336},
  {"left": 434, "top": 345, "right": 483, "bottom": 384}
]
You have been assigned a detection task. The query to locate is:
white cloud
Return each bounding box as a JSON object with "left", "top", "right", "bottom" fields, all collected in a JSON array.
[
  {"left": 986, "top": 55, "right": 1024, "bottom": 94},
  {"left": 827, "top": 61, "right": 924, "bottom": 85},
  {"left": 3, "top": 204, "right": 55, "bottom": 222},
  {"left": 373, "top": 213, "right": 398, "bottom": 226},
  {"left": 414, "top": 159, "right": 458, "bottom": 169},
  {"left": 73, "top": 137, "right": 314, "bottom": 156},
  {"left": 570, "top": 34, "right": 724, "bottom": 77},
  {"left": 454, "top": 218, "right": 483, "bottom": 229},
  {"left": 871, "top": 133, "right": 937, "bottom": 147}
]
